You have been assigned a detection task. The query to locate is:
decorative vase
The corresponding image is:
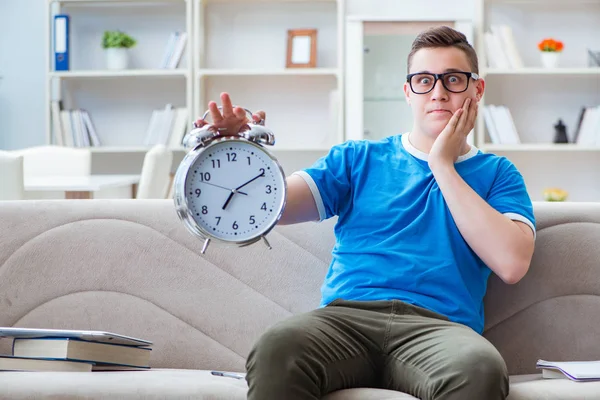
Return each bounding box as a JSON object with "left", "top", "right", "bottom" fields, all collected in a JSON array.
[
  {"left": 540, "top": 51, "right": 560, "bottom": 68},
  {"left": 105, "top": 48, "right": 129, "bottom": 70}
]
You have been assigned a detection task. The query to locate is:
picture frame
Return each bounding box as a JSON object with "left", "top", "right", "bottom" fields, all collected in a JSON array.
[{"left": 286, "top": 29, "right": 317, "bottom": 68}]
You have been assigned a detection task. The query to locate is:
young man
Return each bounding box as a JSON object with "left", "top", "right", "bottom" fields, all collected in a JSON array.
[{"left": 196, "top": 26, "right": 535, "bottom": 400}]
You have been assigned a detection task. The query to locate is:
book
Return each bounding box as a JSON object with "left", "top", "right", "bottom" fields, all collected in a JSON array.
[
  {"left": 12, "top": 338, "right": 151, "bottom": 369},
  {"left": 537, "top": 359, "right": 600, "bottom": 381},
  {"left": 0, "top": 355, "right": 92, "bottom": 372}
]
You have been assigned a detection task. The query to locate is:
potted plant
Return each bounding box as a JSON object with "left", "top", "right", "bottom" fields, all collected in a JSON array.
[
  {"left": 102, "top": 30, "right": 137, "bottom": 70},
  {"left": 538, "top": 38, "right": 564, "bottom": 68}
]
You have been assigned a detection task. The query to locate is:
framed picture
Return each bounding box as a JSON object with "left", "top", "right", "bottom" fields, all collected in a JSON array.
[{"left": 286, "top": 29, "right": 317, "bottom": 68}]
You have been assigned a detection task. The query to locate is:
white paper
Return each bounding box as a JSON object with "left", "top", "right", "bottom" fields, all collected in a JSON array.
[{"left": 291, "top": 36, "right": 311, "bottom": 64}]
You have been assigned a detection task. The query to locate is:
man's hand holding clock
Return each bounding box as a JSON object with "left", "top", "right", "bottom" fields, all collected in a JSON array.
[{"left": 173, "top": 92, "right": 285, "bottom": 253}]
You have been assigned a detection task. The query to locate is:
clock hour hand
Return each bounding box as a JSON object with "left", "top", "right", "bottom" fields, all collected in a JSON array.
[
  {"left": 222, "top": 191, "right": 235, "bottom": 210},
  {"left": 201, "top": 181, "right": 247, "bottom": 195}
]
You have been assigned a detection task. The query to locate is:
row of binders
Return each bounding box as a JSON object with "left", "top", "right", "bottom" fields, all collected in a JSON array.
[
  {"left": 482, "top": 104, "right": 521, "bottom": 145},
  {"left": 144, "top": 104, "right": 189, "bottom": 148},
  {"left": 51, "top": 101, "right": 101, "bottom": 147},
  {"left": 160, "top": 31, "right": 188, "bottom": 69},
  {"left": 483, "top": 24, "right": 524, "bottom": 69},
  {"left": 572, "top": 105, "right": 600, "bottom": 145},
  {"left": 0, "top": 328, "right": 151, "bottom": 372}
]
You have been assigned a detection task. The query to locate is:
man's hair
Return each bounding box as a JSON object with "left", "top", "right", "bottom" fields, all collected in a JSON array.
[{"left": 407, "top": 26, "right": 479, "bottom": 74}]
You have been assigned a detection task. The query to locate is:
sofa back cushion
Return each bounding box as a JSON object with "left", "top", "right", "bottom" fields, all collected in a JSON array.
[{"left": 0, "top": 200, "right": 599, "bottom": 375}]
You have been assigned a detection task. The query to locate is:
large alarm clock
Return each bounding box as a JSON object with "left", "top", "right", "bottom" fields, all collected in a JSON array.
[{"left": 173, "top": 107, "right": 287, "bottom": 254}]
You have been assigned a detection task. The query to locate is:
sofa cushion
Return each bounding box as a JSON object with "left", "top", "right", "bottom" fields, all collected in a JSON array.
[{"left": 1, "top": 370, "right": 600, "bottom": 400}]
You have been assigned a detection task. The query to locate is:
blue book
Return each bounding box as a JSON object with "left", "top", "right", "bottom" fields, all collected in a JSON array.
[{"left": 54, "top": 14, "right": 70, "bottom": 71}]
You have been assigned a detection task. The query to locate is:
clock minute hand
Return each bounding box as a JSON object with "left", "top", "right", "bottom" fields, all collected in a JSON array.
[{"left": 235, "top": 171, "right": 265, "bottom": 192}]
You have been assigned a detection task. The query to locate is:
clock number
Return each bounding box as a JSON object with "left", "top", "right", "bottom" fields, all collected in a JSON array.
[
  {"left": 200, "top": 172, "right": 211, "bottom": 182},
  {"left": 247, "top": 157, "right": 251, "bottom": 165},
  {"left": 202, "top": 206, "right": 208, "bottom": 215},
  {"left": 265, "top": 185, "right": 272, "bottom": 194},
  {"left": 232, "top": 221, "right": 239, "bottom": 230},
  {"left": 227, "top": 153, "right": 237, "bottom": 162},
  {"left": 211, "top": 159, "right": 221, "bottom": 169},
  {"left": 215, "top": 216, "right": 221, "bottom": 226},
  {"left": 261, "top": 203, "right": 267, "bottom": 211},
  {"left": 259, "top": 168, "right": 265, "bottom": 175},
  {"left": 195, "top": 189, "right": 201, "bottom": 197},
  {"left": 249, "top": 215, "right": 256, "bottom": 224}
]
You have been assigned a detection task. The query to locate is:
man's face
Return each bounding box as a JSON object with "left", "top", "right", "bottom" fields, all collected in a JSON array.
[{"left": 403, "top": 47, "right": 484, "bottom": 138}]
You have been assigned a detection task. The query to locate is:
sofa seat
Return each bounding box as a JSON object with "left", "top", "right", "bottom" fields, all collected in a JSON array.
[{"left": 1, "top": 369, "right": 600, "bottom": 400}]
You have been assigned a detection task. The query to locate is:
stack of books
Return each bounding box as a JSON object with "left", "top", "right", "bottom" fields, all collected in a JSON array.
[{"left": 0, "top": 328, "right": 152, "bottom": 372}]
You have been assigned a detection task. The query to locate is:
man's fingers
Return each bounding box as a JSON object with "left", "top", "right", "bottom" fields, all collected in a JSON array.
[
  {"left": 208, "top": 101, "right": 223, "bottom": 122},
  {"left": 455, "top": 98, "right": 471, "bottom": 133},
  {"left": 252, "top": 110, "right": 266, "bottom": 124},
  {"left": 221, "top": 92, "right": 234, "bottom": 117},
  {"left": 446, "top": 107, "right": 463, "bottom": 133},
  {"left": 233, "top": 106, "right": 246, "bottom": 120},
  {"left": 194, "top": 119, "right": 207, "bottom": 128}
]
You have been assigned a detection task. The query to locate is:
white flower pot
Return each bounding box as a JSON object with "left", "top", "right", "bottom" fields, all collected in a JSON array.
[
  {"left": 105, "top": 48, "right": 129, "bottom": 70},
  {"left": 540, "top": 52, "right": 560, "bottom": 68}
]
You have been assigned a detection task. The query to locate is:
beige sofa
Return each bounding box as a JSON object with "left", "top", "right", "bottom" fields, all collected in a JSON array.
[{"left": 1, "top": 199, "right": 600, "bottom": 400}]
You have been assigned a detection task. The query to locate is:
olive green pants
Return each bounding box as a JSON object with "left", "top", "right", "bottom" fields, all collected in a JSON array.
[{"left": 246, "top": 299, "right": 509, "bottom": 400}]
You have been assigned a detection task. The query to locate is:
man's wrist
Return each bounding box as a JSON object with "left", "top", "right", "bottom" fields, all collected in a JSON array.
[{"left": 429, "top": 159, "right": 455, "bottom": 176}]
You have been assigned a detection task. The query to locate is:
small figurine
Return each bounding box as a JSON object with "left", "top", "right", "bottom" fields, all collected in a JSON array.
[{"left": 553, "top": 119, "right": 569, "bottom": 143}]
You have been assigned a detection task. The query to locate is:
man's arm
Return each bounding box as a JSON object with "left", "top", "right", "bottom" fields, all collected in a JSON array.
[
  {"left": 277, "top": 174, "right": 320, "bottom": 225},
  {"left": 431, "top": 164, "right": 535, "bottom": 284}
]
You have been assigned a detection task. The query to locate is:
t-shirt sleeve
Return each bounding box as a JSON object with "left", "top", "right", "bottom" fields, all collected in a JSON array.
[
  {"left": 291, "top": 141, "right": 355, "bottom": 221},
  {"left": 486, "top": 158, "right": 536, "bottom": 238}
]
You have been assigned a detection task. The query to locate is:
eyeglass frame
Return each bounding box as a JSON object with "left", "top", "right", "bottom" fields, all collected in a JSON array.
[{"left": 406, "top": 71, "right": 480, "bottom": 94}]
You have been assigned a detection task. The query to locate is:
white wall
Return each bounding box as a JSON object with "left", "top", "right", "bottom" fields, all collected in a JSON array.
[{"left": 0, "top": 0, "right": 46, "bottom": 150}]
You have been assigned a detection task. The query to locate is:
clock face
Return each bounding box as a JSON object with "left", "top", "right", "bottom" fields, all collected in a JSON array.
[{"left": 184, "top": 139, "right": 286, "bottom": 242}]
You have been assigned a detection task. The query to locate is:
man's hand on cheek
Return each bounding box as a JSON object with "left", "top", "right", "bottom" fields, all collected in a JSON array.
[{"left": 428, "top": 97, "right": 478, "bottom": 170}]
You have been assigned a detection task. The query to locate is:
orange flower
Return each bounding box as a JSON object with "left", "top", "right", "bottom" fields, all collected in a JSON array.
[{"left": 538, "top": 38, "right": 564, "bottom": 52}]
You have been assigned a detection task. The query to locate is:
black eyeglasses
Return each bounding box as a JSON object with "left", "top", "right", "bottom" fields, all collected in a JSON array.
[{"left": 406, "top": 71, "right": 479, "bottom": 94}]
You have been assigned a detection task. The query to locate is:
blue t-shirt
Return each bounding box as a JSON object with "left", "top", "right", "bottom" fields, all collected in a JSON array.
[{"left": 294, "top": 133, "right": 535, "bottom": 334}]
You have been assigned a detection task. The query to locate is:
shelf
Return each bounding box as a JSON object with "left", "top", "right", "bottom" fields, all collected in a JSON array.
[
  {"left": 482, "top": 143, "right": 600, "bottom": 152},
  {"left": 89, "top": 146, "right": 186, "bottom": 153},
  {"left": 50, "top": 0, "right": 186, "bottom": 3},
  {"left": 483, "top": 68, "right": 600, "bottom": 76},
  {"left": 50, "top": 69, "right": 189, "bottom": 79},
  {"left": 203, "top": 0, "right": 335, "bottom": 2},
  {"left": 197, "top": 68, "right": 340, "bottom": 77}
]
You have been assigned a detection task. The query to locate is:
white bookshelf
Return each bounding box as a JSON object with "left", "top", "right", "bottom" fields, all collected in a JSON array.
[
  {"left": 193, "top": 0, "right": 345, "bottom": 152},
  {"left": 45, "top": 0, "right": 193, "bottom": 152},
  {"left": 476, "top": 0, "right": 600, "bottom": 201}
]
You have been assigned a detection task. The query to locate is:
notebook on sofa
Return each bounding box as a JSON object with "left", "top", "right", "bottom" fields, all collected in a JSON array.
[
  {"left": 537, "top": 359, "right": 600, "bottom": 381},
  {"left": 0, "top": 327, "right": 152, "bottom": 347}
]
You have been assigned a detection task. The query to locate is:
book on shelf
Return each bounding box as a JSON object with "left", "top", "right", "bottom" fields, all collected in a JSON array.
[
  {"left": 573, "top": 105, "right": 600, "bottom": 145},
  {"left": 537, "top": 359, "right": 600, "bottom": 382},
  {"left": 144, "top": 104, "right": 189, "bottom": 148},
  {"left": 51, "top": 100, "right": 101, "bottom": 148},
  {"left": 482, "top": 104, "right": 521, "bottom": 145},
  {"left": 160, "top": 31, "right": 188, "bottom": 69},
  {"left": 484, "top": 24, "right": 524, "bottom": 69},
  {"left": 0, "top": 327, "right": 152, "bottom": 372}
]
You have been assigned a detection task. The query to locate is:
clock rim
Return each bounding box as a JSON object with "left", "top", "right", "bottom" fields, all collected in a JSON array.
[{"left": 173, "top": 136, "right": 287, "bottom": 247}]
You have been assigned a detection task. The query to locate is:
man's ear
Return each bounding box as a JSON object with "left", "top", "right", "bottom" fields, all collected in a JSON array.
[
  {"left": 403, "top": 82, "right": 411, "bottom": 105},
  {"left": 475, "top": 78, "right": 485, "bottom": 101}
]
